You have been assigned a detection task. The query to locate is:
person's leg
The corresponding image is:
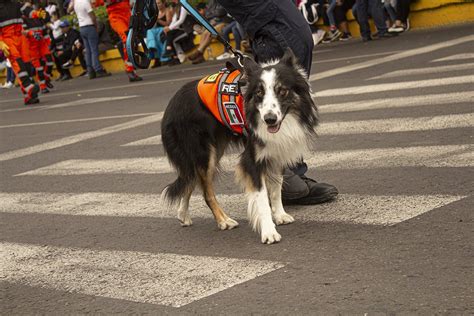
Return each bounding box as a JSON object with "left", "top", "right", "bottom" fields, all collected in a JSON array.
[
  {"left": 4, "top": 36, "right": 39, "bottom": 104},
  {"left": 355, "top": 0, "right": 371, "bottom": 39},
  {"left": 399, "top": 0, "right": 411, "bottom": 24},
  {"left": 369, "top": 0, "right": 388, "bottom": 34},
  {"left": 384, "top": 0, "right": 397, "bottom": 23},
  {"left": 108, "top": 5, "right": 140, "bottom": 80},
  {"left": 221, "top": 22, "right": 234, "bottom": 50},
  {"left": 80, "top": 27, "right": 94, "bottom": 74},
  {"left": 231, "top": 23, "right": 243, "bottom": 51},
  {"left": 86, "top": 26, "right": 103, "bottom": 73},
  {"left": 77, "top": 47, "right": 87, "bottom": 70},
  {"left": 6, "top": 66, "right": 15, "bottom": 83}
]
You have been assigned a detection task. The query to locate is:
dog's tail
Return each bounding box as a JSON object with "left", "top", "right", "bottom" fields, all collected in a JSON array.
[{"left": 161, "top": 176, "right": 190, "bottom": 206}]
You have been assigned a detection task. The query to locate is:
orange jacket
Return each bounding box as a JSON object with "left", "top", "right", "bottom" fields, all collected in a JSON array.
[{"left": 197, "top": 69, "right": 247, "bottom": 136}]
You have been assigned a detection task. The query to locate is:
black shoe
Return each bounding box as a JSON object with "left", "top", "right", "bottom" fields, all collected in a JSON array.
[
  {"left": 95, "top": 69, "right": 111, "bottom": 78},
  {"left": 41, "top": 88, "right": 50, "bottom": 94},
  {"left": 380, "top": 31, "right": 398, "bottom": 38},
  {"left": 167, "top": 58, "right": 180, "bottom": 66},
  {"left": 46, "top": 80, "right": 54, "bottom": 89},
  {"left": 88, "top": 71, "right": 96, "bottom": 79},
  {"left": 283, "top": 176, "right": 338, "bottom": 205},
  {"left": 127, "top": 71, "right": 143, "bottom": 82},
  {"left": 362, "top": 36, "right": 372, "bottom": 42},
  {"left": 281, "top": 169, "right": 310, "bottom": 201}
]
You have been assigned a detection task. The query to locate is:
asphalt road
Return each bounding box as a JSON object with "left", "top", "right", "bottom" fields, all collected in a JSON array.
[{"left": 1, "top": 24, "right": 473, "bottom": 314}]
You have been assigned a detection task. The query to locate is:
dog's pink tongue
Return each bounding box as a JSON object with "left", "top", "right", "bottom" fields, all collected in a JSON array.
[{"left": 267, "top": 124, "right": 280, "bottom": 133}]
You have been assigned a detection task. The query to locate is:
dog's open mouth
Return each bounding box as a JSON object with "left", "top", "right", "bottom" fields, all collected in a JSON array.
[{"left": 267, "top": 122, "right": 281, "bottom": 133}]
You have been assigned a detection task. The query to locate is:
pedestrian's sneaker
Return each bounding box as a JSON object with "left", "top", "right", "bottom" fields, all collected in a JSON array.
[
  {"left": 127, "top": 71, "right": 143, "bottom": 82},
  {"left": 24, "top": 84, "right": 40, "bottom": 106},
  {"left": 388, "top": 25, "right": 405, "bottom": 33},
  {"left": 46, "top": 77, "right": 54, "bottom": 89},
  {"left": 1, "top": 81, "right": 14, "bottom": 89},
  {"left": 41, "top": 87, "right": 50, "bottom": 94},
  {"left": 216, "top": 52, "right": 232, "bottom": 60},
  {"left": 339, "top": 32, "right": 352, "bottom": 41},
  {"left": 322, "top": 29, "right": 342, "bottom": 43},
  {"left": 62, "top": 61, "right": 73, "bottom": 69},
  {"left": 94, "top": 69, "right": 111, "bottom": 79},
  {"left": 177, "top": 52, "right": 187, "bottom": 64},
  {"left": 312, "top": 29, "right": 326, "bottom": 46}
]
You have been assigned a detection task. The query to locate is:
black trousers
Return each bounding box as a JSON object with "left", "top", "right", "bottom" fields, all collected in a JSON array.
[
  {"left": 54, "top": 47, "right": 87, "bottom": 77},
  {"left": 396, "top": 0, "right": 411, "bottom": 23}
]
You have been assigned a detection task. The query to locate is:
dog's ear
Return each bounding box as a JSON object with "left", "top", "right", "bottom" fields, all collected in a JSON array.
[
  {"left": 280, "top": 48, "right": 297, "bottom": 67},
  {"left": 242, "top": 56, "right": 260, "bottom": 76}
]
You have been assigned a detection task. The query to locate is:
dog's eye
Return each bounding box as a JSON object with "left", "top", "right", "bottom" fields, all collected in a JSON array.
[
  {"left": 278, "top": 88, "right": 289, "bottom": 98},
  {"left": 256, "top": 89, "right": 264, "bottom": 98}
]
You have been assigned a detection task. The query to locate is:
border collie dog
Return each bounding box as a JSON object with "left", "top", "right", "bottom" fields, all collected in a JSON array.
[{"left": 161, "top": 49, "right": 318, "bottom": 244}]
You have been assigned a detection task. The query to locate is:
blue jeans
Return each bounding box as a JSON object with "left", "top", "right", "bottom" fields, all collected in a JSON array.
[
  {"left": 384, "top": 0, "right": 397, "bottom": 22},
  {"left": 6, "top": 66, "right": 15, "bottom": 83},
  {"left": 354, "top": 0, "right": 388, "bottom": 38},
  {"left": 80, "top": 25, "right": 102, "bottom": 72},
  {"left": 327, "top": 0, "right": 338, "bottom": 27},
  {"left": 146, "top": 27, "right": 171, "bottom": 62},
  {"left": 222, "top": 21, "right": 245, "bottom": 51}
]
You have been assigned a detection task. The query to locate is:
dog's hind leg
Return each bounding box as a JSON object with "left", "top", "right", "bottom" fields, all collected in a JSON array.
[
  {"left": 198, "top": 146, "right": 239, "bottom": 230},
  {"left": 177, "top": 182, "right": 195, "bottom": 227},
  {"left": 266, "top": 174, "right": 294, "bottom": 225}
]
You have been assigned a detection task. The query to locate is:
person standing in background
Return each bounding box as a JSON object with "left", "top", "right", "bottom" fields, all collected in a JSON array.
[{"left": 70, "top": 0, "right": 111, "bottom": 78}]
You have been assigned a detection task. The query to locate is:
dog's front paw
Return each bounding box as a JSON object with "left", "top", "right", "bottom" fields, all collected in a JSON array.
[
  {"left": 218, "top": 217, "right": 239, "bottom": 230},
  {"left": 273, "top": 212, "right": 294, "bottom": 225},
  {"left": 260, "top": 225, "right": 281, "bottom": 244}
]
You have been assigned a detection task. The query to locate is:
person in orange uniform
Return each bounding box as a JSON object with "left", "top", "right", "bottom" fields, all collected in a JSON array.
[
  {"left": 0, "top": 0, "right": 40, "bottom": 105},
  {"left": 21, "top": 2, "right": 54, "bottom": 93},
  {"left": 97, "top": 0, "right": 142, "bottom": 82}
]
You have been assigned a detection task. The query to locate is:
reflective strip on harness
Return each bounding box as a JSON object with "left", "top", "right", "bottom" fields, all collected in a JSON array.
[{"left": 0, "top": 18, "right": 23, "bottom": 27}]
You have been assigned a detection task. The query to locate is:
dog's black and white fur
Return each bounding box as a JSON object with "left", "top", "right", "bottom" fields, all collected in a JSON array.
[{"left": 161, "top": 49, "right": 318, "bottom": 244}]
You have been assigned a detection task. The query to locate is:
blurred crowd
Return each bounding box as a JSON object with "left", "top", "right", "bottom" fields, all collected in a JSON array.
[{"left": 1, "top": 0, "right": 412, "bottom": 102}]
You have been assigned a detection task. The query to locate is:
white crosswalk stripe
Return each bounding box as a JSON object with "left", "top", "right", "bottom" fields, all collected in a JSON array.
[
  {"left": 15, "top": 144, "right": 473, "bottom": 176},
  {"left": 368, "top": 63, "right": 474, "bottom": 80},
  {"left": 1, "top": 242, "right": 284, "bottom": 307},
  {"left": 0, "top": 192, "right": 465, "bottom": 226},
  {"left": 318, "top": 91, "right": 474, "bottom": 113},
  {"left": 431, "top": 53, "right": 474, "bottom": 62},
  {"left": 121, "top": 135, "right": 162, "bottom": 146},
  {"left": 314, "top": 75, "right": 474, "bottom": 97}
]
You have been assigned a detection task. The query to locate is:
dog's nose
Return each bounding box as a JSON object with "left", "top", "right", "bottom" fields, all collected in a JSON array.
[{"left": 264, "top": 113, "right": 278, "bottom": 125}]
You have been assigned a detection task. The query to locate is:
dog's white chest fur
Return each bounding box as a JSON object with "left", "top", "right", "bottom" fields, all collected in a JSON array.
[{"left": 255, "top": 113, "right": 311, "bottom": 167}]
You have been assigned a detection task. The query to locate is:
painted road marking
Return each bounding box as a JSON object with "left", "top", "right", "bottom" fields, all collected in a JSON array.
[
  {"left": 0, "top": 96, "right": 138, "bottom": 113},
  {"left": 309, "top": 34, "right": 474, "bottom": 81},
  {"left": 0, "top": 242, "right": 283, "bottom": 307},
  {"left": 0, "top": 113, "right": 163, "bottom": 162},
  {"left": 15, "top": 144, "right": 473, "bottom": 176},
  {"left": 321, "top": 113, "right": 474, "bottom": 135},
  {"left": 318, "top": 91, "right": 474, "bottom": 113},
  {"left": 368, "top": 63, "right": 474, "bottom": 80},
  {"left": 0, "top": 75, "right": 202, "bottom": 104},
  {"left": 0, "top": 193, "right": 465, "bottom": 226},
  {"left": 431, "top": 53, "right": 474, "bottom": 62},
  {"left": 121, "top": 135, "right": 161, "bottom": 146},
  {"left": 313, "top": 75, "right": 474, "bottom": 97},
  {"left": 0, "top": 112, "right": 157, "bottom": 129}
]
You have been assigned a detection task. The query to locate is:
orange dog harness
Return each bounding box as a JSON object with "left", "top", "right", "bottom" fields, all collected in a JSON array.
[{"left": 197, "top": 69, "right": 247, "bottom": 136}]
